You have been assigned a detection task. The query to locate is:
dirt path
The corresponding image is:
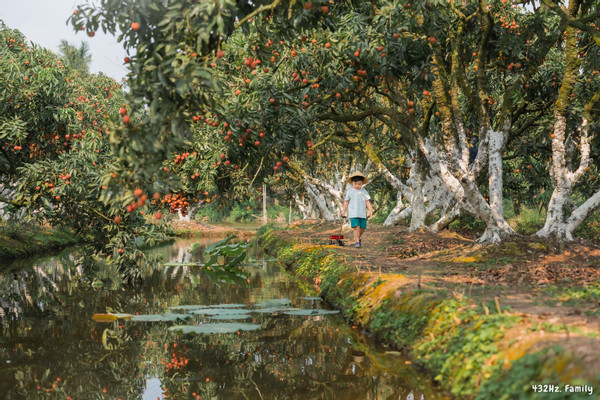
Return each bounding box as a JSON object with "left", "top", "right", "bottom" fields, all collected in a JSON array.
[{"left": 281, "top": 221, "right": 600, "bottom": 332}]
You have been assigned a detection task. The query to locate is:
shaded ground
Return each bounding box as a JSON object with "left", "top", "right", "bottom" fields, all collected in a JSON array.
[
  {"left": 280, "top": 221, "right": 600, "bottom": 331},
  {"left": 169, "top": 219, "right": 258, "bottom": 237}
]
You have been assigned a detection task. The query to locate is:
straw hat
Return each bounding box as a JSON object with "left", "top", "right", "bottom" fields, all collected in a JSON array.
[{"left": 346, "top": 171, "right": 368, "bottom": 185}]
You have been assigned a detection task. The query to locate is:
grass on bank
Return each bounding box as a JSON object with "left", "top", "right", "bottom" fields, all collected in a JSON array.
[{"left": 0, "top": 221, "right": 79, "bottom": 261}]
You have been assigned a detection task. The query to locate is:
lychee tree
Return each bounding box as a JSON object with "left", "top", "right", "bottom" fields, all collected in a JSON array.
[{"left": 0, "top": 23, "right": 168, "bottom": 283}]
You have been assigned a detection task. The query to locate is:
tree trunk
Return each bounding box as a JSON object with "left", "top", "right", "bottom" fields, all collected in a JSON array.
[
  {"left": 429, "top": 204, "right": 460, "bottom": 233},
  {"left": 305, "top": 183, "right": 335, "bottom": 221},
  {"left": 420, "top": 136, "right": 515, "bottom": 244},
  {"left": 294, "top": 193, "right": 312, "bottom": 220},
  {"left": 262, "top": 183, "right": 267, "bottom": 225},
  {"left": 536, "top": 116, "right": 596, "bottom": 241}
]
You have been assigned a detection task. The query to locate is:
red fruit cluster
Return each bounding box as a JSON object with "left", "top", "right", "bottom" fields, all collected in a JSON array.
[
  {"left": 162, "top": 193, "right": 190, "bottom": 215},
  {"left": 244, "top": 57, "right": 259, "bottom": 69},
  {"left": 173, "top": 152, "right": 194, "bottom": 164}
]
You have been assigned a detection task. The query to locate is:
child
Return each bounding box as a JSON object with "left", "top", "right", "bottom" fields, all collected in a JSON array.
[{"left": 340, "top": 171, "right": 373, "bottom": 248}]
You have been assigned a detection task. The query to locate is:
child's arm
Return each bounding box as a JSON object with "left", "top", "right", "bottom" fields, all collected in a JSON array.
[
  {"left": 341, "top": 200, "right": 349, "bottom": 217},
  {"left": 366, "top": 200, "right": 373, "bottom": 218}
]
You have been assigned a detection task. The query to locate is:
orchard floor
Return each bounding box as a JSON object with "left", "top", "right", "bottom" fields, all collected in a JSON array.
[{"left": 280, "top": 220, "right": 600, "bottom": 334}]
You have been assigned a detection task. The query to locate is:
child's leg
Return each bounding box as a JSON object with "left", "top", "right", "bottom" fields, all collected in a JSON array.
[
  {"left": 353, "top": 226, "right": 361, "bottom": 243},
  {"left": 359, "top": 219, "right": 367, "bottom": 241}
]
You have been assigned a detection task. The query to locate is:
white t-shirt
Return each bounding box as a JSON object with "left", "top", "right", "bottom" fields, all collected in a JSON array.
[{"left": 345, "top": 187, "right": 371, "bottom": 219}]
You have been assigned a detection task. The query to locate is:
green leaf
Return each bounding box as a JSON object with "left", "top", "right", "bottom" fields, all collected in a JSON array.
[
  {"left": 283, "top": 309, "right": 340, "bottom": 316},
  {"left": 251, "top": 307, "right": 299, "bottom": 314},
  {"left": 169, "top": 303, "right": 246, "bottom": 310},
  {"left": 168, "top": 323, "right": 261, "bottom": 334},
  {"left": 131, "top": 313, "right": 193, "bottom": 322},
  {"left": 208, "top": 314, "right": 252, "bottom": 320},
  {"left": 190, "top": 308, "right": 251, "bottom": 316},
  {"left": 254, "top": 298, "right": 292, "bottom": 308}
]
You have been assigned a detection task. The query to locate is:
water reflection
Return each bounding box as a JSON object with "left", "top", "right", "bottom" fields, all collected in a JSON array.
[{"left": 0, "top": 239, "right": 446, "bottom": 399}]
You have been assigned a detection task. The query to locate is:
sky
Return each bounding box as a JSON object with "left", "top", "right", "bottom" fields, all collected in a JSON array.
[{"left": 1, "top": 0, "right": 128, "bottom": 82}]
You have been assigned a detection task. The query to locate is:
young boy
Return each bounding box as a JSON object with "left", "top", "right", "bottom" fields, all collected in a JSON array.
[{"left": 340, "top": 171, "right": 373, "bottom": 248}]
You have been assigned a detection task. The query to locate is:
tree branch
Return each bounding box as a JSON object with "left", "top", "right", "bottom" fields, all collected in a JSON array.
[{"left": 234, "top": 0, "right": 283, "bottom": 29}]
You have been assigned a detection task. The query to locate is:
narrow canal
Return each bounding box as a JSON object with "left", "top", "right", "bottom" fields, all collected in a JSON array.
[{"left": 0, "top": 238, "right": 447, "bottom": 399}]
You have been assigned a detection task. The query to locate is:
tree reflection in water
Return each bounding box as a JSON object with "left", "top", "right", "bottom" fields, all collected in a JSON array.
[{"left": 0, "top": 239, "right": 443, "bottom": 399}]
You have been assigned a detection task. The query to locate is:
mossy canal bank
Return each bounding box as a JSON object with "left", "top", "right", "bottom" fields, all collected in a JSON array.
[
  {"left": 258, "top": 224, "right": 600, "bottom": 399},
  {"left": 0, "top": 222, "right": 79, "bottom": 262}
]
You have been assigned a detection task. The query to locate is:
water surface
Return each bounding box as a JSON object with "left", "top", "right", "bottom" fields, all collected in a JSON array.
[{"left": 0, "top": 238, "right": 446, "bottom": 399}]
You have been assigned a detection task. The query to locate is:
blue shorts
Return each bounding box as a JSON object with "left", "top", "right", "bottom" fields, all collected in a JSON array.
[{"left": 350, "top": 218, "right": 367, "bottom": 229}]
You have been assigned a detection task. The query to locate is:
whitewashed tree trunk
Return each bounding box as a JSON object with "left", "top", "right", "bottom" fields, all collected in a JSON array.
[
  {"left": 305, "top": 183, "right": 335, "bottom": 221},
  {"left": 488, "top": 128, "right": 506, "bottom": 225},
  {"left": 384, "top": 195, "right": 410, "bottom": 226},
  {"left": 303, "top": 175, "right": 344, "bottom": 215},
  {"left": 477, "top": 125, "right": 516, "bottom": 243},
  {"left": 378, "top": 164, "right": 410, "bottom": 226},
  {"left": 430, "top": 204, "right": 461, "bottom": 233},
  {"left": 293, "top": 193, "right": 312, "bottom": 220},
  {"left": 409, "top": 185, "right": 426, "bottom": 231},
  {"left": 536, "top": 117, "right": 597, "bottom": 241},
  {"left": 419, "top": 136, "right": 515, "bottom": 243}
]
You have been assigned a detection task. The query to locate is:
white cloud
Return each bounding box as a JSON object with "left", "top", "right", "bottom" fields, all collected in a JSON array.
[{"left": 1, "top": 0, "right": 128, "bottom": 81}]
